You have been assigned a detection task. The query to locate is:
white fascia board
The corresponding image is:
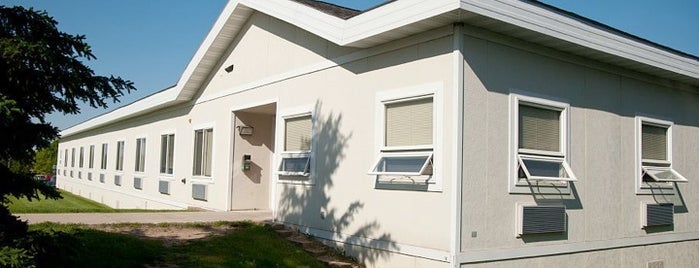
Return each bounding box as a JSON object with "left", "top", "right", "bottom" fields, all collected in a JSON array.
[
  {"left": 459, "top": 0, "right": 699, "bottom": 80},
  {"left": 341, "top": 0, "right": 459, "bottom": 45},
  {"left": 59, "top": 87, "right": 181, "bottom": 137}
]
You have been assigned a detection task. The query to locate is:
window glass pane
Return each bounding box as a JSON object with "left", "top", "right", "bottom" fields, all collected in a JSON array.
[
  {"left": 79, "top": 147, "right": 84, "bottom": 168},
  {"left": 64, "top": 149, "right": 68, "bottom": 167},
  {"left": 116, "top": 141, "right": 124, "bottom": 171},
  {"left": 375, "top": 155, "right": 429, "bottom": 173},
  {"left": 519, "top": 105, "right": 560, "bottom": 152},
  {"left": 285, "top": 116, "right": 312, "bottom": 151},
  {"left": 385, "top": 97, "right": 433, "bottom": 147},
  {"left": 160, "top": 135, "right": 167, "bottom": 173},
  {"left": 642, "top": 124, "right": 667, "bottom": 161},
  {"left": 203, "top": 129, "right": 213, "bottom": 177},
  {"left": 280, "top": 157, "right": 310, "bottom": 173},
  {"left": 135, "top": 138, "right": 146, "bottom": 172},
  {"left": 193, "top": 130, "right": 203, "bottom": 175},
  {"left": 643, "top": 167, "right": 686, "bottom": 182},
  {"left": 521, "top": 158, "right": 568, "bottom": 178},
  {"left": 167, "top": 135, "right": 174, "bottom": 174},
  {"left": 88, "top": 145, "right": 94, "bottom": 168},
  {"left": 101, "top": 144, "right": 108, "bottom": 170},
  {"left": 71, "top": 148, "right": 75, "bottom": 167}
]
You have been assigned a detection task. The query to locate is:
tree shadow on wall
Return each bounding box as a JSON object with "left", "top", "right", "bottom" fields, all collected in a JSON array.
[{"left": 276, "top": 102, "right": 398, "bottom": 265}]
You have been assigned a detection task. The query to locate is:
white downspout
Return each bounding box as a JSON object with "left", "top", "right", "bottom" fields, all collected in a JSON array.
[{"left": 450, "top": 22, "right": 465, "bottom": 268}]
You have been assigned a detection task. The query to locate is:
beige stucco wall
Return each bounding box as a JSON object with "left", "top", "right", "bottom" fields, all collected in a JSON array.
[
  {"left": 460, "top": 31, "right": 699, "bottom": 257},
  {"left": 58, "top": 12, "right": 457, "bottom": 267},
  {"left": 230, "top": 111, "right": 274, "bottom": 210}
]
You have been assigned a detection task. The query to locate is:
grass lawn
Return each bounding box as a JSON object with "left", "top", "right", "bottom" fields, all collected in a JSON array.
[
  {"left": 8, "top": 189, "right": 182, "bottom": 213},
  {"left": 29, "top": 222, "right": 326, "bottom": 268}
]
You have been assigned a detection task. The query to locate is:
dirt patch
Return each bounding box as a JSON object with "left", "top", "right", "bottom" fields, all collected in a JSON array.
[{"left": 96, "top": 224, "right": 237, "bottom": 246}]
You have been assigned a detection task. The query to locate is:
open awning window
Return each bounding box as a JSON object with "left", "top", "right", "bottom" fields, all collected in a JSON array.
[
  {"left": 368, "top": 152, "right": 433, "bottom": 176},
  {"left": 518, "top": 155, "right": 577, "bottom": 182},
  {"left": 642, "top": 166, "right": 688, "bottom": 183}
]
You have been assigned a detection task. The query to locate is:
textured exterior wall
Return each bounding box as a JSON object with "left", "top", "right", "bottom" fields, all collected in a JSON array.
[{"left": 460, "top": 30, "right": 699, "bottom": 264}]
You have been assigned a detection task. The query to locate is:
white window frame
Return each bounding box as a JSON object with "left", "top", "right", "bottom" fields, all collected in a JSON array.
[
  {"left": 100, "top": 143, "right": 108, "bottom": 170},
  {"left": 371, "top": 83, "right": 443, "bottom": 191},
  {"left": 509, "top": 93, "right": 576, "bottom": 194},
  {"left": 160, "top": 133, "right": 175, "bottom": 175},
  {"left": 192, "top": 123, "right": 215, "bottom": 179},
  {"left": 635, "top": 116, "right": 687, "bottom": 194},
  {"left": 276, "top": 110, "right": 314, "bottom": 181},
  {"left": 115, "top": 141, "right": 125, "bottom": 172},
  {"left": 134, "top": 137, "right": 147, "bottom": 173}
]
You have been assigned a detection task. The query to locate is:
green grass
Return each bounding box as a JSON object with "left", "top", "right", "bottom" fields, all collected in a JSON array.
[
  {"left": 8, "top": 190, "right": 186, "bottom": 213},
  {"left": 28, "top": 222, "right": 326, "bottom": 268}
]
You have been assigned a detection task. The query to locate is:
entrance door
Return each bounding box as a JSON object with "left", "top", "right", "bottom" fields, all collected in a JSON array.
[{"left": 230, "top": 103, "right": 276, "bottom": 210}]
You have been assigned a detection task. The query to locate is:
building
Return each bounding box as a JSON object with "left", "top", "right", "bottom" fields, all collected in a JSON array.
[{"left": 56, "top": 0, "right": 699, "bottom": 267}]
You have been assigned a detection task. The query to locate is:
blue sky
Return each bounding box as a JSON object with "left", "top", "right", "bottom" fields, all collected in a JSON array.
[{"left": 4, "top": 0, "right": 697, "bottom": 131}]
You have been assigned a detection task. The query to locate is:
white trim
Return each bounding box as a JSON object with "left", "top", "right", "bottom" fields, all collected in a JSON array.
[
  {"left": 509, "top": 93, "right": 573, "bottom": 194},
  {"left": 456, "top": 231, "right": 699, "bottom": 264},
  {"left": 635, "top": 116, "right": 679, "bottom": 194},
  {"left": 374, "top": 82, "right": 444, "bottom": 192},
  {"left": 275, "top": 105, "right": 315, "bottom": 185},
  {"left": 452, "top": 24, "right": 465, "bottom": 267},
  {"left": 517, "top": 155, "right": 577, "bottom": 182},
  {"left": 291, "top": 224, "right": 451, "bottom": 263},
  {"left": 368, "top": 151, "right": 433, "bottom": 176}
]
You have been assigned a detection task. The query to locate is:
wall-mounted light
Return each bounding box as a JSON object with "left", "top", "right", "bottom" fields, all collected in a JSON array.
[
  {"left": 224, "top": 64, "right": 235, "bottom": 73},
  {"left": 237, "top": 125, "right": 254, "bottom": 136}
]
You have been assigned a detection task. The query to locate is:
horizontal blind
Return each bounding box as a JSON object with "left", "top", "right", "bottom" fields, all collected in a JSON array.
[
  {"left": 385, "top": 97, "right": 433, "bottom": 147},
  {"left": 285, "top": 116, "right": 312, "bottom": 151},
  {"left": 519, "top": 105, "right": 560, "bottom": 152},
  {"left": 642, "top": 124, "right": 667, "bottom": 160}
]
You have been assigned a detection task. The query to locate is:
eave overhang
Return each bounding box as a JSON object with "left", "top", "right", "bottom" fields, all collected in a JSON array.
[{"left": 60, "top": 0, "right": 699, "bottom": 138}]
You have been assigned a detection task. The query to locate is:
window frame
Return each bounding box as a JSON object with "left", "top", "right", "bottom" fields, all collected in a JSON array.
[
  {"left": 160, "top": 133, "right": 175, "bottom": 175},
  {"left": 635, "top": 116, "right": 687, "bottom": 194},
  {"left": 368, "top": 151, "right": 433, "bottom": 176},
  {"left": 192, "top": 127, "right": 214, "bottom": 178},
  {"left": 277, "top": 112, "right": 314, "bottom": 180},
  {"left": 509, "top": 93, "right": 574, "bottom": 194},
  {"left": 134, "top": 137, "right": 147, "bottom": 173},
  {"left": 88, "top": 145, "right": 95, "bottom": 169},
  {"left": 100, "top": 143, "right": 108, "bottom": 170},
  {"left": 370, "top": 83, "right": 443, "bottom": 191},
  {"left": 115, "top": 141, "right": 125, "bottom": 171}
]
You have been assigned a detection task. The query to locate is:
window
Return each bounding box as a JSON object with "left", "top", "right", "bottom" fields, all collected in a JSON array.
[
  {"left": 100, "top": 143, "right": 108, "bottom": 170},
  {"left": 369, "top": 96, "right": 433, "bottom": 176},
  {"left": 115, "top": 141, "right": 124, "bottom": 171},
  {"left": 160, "top": 134, "right": 175, "bottom": 174},
  {"left": 135, "top": 138, "right": 146, "bottom": 173},
  {"left": 88, "top": 145, "right": 95, "bottom": 169},
  {"left": 64, "top": 149, "right": 68, "bottom": 167},
  {"left": 637, "top": 117, "right": 687, "bottom": 193},
  {"left": 193, "top": 128, "right": 213, "bottom": 177},
  {"left": 279, "top": 115, "right": 312, "bottom": 176},
  {"left": 70, "top": 148, "right": 75, "bottom": 167},
  {"left": 79, "top": 147, "right": 84, "bottom": 168},
  {"left": 512, "top": 95, "right": 576, "bottom": 184}
]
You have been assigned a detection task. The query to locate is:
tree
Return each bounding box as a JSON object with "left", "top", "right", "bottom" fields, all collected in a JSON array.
[
  {"left": 0, "top": 5, "right": 135, "bottom": 266},
  {"left": 33, "top": 140, "right": 57, "bottom": 175}
]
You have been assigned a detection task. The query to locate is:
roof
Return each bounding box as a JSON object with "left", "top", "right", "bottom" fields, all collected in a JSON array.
[
  {"left": 291, "top": 0, "right": 361, "bottom": 19},
  {"left": 60, "top": 0, "right": 699, "bottom": 138}
]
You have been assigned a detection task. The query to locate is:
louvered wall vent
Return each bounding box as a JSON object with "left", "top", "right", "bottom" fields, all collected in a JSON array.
[
  {"left": 517, "top": 204, "right": 566, "bottom": 236},
  {"left": 159, "top": 180, "right": 170, "bottom": 195},
  {"left": 133, "top": 177, "right": 143, "bottom": 190},
  {"left": 192, "top": 184, "right": 207, "bottom": 201},
  {"left": 642, "top": 203, "right": 674, "bottom": 228}
]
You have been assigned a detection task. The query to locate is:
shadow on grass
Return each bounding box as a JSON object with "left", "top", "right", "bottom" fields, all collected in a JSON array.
[{"left": 26, "top": 222, "right": 324, "bottom": 268}]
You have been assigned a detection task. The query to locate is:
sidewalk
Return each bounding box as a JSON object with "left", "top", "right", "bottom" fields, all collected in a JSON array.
[{"left": 17, "top": 210, "right": 272, "bottom": 225}]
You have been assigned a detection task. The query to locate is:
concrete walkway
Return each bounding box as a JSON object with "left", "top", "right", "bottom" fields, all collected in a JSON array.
[{"left": 17, "top": 210, "right": 272, "bottom": 225}]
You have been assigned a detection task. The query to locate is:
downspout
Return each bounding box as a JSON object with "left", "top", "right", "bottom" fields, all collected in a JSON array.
[{"left": 451, "top": 22, "right": 465, "bottom": 268}]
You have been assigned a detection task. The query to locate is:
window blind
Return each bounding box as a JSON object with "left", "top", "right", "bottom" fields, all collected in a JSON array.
[
  {"left": 519, "top": 105, "right": 560, "bottom": 152},
  {"left": 385, "top": 97, "right": 433, "bottom": 147},
  {"left": 642, "top": 124, "right": 667, "bottom": 161},
  {"left": 285, "top": 116, "right": 312, "bottom": 151}
]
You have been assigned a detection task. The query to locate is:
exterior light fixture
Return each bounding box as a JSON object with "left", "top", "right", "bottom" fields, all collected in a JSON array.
[{"left": 237, "top": 125, "right": 254, "bottom": 136}]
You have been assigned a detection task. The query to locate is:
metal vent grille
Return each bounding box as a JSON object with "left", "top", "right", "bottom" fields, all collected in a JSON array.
[
  {"left": 133, "top": 177, "right": 142, "bottom": 190},
  {"left": 644, "top": 203, "right": 674, "bottom": 227},
  {"left": 114, "top": 175, "right": 121, "bottom": 186},
  {"left": 519, "top": 205, "right": 566, "bottom": 235},
  {"left": 159, "top": 180, "right": 170, "bottom": 195},
  {"left": 192, "top": 184, "right": 207, "bottom": 201},
  {"left": 87, "top": 173, "right": 92, "bottom": 181},
  {"left": 99, "top": 174, "right": 105, "bottom": 183}
]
